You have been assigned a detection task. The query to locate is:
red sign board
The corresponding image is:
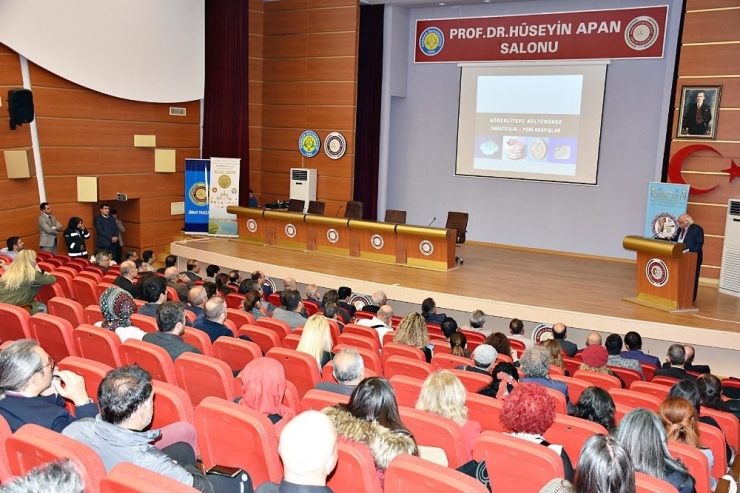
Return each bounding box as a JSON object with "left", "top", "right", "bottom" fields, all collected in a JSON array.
[{"left": 415, "top": 6, "right": 668, "bottom": 63}]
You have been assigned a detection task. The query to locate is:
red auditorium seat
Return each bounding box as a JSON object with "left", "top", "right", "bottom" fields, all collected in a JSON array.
[
  {"left": 175, "top": 352, "right": 235, "bottom": 405},
  {"left": 213, "top": 337, "right": 262, "bottom": 372},
  {"left": 184, "top": 310, "right": 196, "bottom": 324},
  {"left": 385, "top": 454, "right": 489, "bottom": 493},
  {"left": 550, "top": 374, "right": 591, "bottom": 403},
  {"left": 460, "top": 329, "right": 485, "bottom": 344},
  {"left": 508, "top": 338, "right": 527, "bottom": 353},
  {"left": 266, "top": 347, "right": 321, "bottom": 399},
  {"left": 72, "top": 276, "right": 99, "bottom": 308},
  {"left": 327, "top": 441, "right": 383, "bottom": 493},
  {"left": 225, "top": 293, "right": 246, "bottom": 309},
  {"left": 543, "top": 387, "right": 568, "bottom": 414},
  {"left": 256, "top": 318, "right": 290, "bottom": 341},
  {"left": 118, "top": 339, "right": 177, "bottom": 385},
  {"left": 130, "top": 313, "right": 159, "bottom": 333},
  {"left": 281, "top": 333, "right": 301, "bottom": 350},
  {"left": 82, "top": 305, "right": 104, "bottom": 325},
  {"left": 0, "top": 303, "right": 32, "bottom": 342},
  {"left": 73, "top": 324, "right": 122, "bottom": 368},
  {"left": 49, "top": 271, "right": 75, "bottom": 299},
  {"left": 667, "top": 440, "right": 711, "bottom": 493},
  {"left": 629, "top": 381, "right": 670, "bottom": 400},
  {"left": 151, "top": 380, "right": 196, "bottom": 429},
  {"left": 548, "top": 365, "right": 565, "bottom": 376},
  {"left": 226, "top": 307, "right": 255, "bottom": 328},
  {"left": 267, "top": 293, "right": 282, "bottom": 307},
  {"left": 651, "top": 375, "right": 681, "bottom": 387},
  {"left": 77, "top": 270, "right": 102, "bottom": 283},
  {"left": 426, "top": 324, "right": 443, "bottom": 339},
  {"left": 302, "top": 299, "right": 319, "bottom": 316},
  {"left": 336, "top": 333, "right": 380, "bottom": 354},
  {"left": 561, "top": 356, "right": 581, "bottom": 376},
  {"left": 698, "top": 421, "right": 727, "bottom": 481},
  {"left": 450, "top": 369, "right": 492, "bottom": 394},
  {"left": 399, "top": 406, "right": 468, "bottom": 468},
  {"left": 432, "top": 353, "right": 472, "bottom": 371},
  {"left": 343, "top": 324, "right": 381, "bottom": 347},
  {"left": 182, "top": 327, "right": 214, "bottom": 356},
  {"left": 700, "top": 407, "right": 740, "bottom": 451},
  {"left": 29, "top": 312, "right": 76, "bottom": 361},
  {"left": 608, "top": 366, "right": 643, "bottom": 388},
  {"left": 543, "top": 413, "right": 607, "bottom": 465},
  {"left": 353, "top": 310, "right": 375, "bottom": 321},
  {"left": 101, "top": 462, "right": 199, "bottom": 493},
  {"left": 473, "top": 430, "right": 564, "bottom": 493},
  {"left": 37, "top": 281, "right": 65, "bottom": 305},
  {"left": 636, "top": 472, "right": 680, "bottom": 493},
  {"left": 195, "top": 397, "right": 283, "bottom": 488},
  {"left": 572, "top": 369, "right": 622, "bottom": 391},
  {"left": 465, "top": 392, "right": 507, "bottom": 433},
  {"left": 57, "top": 356, "right": 112, "bottom": 404},
  {"left": 239, "top": 325, "right": 281, "bottom": 354},
  {"left": 389, "top": 375, "right": 424, "bottom": 408},
  {"left": 165, "top": 286, "right": 179, "bottom": 302},
  {"left": 381, "top": 342, "right": 425, "bottom": 366},
  {"left": 48, "top": 296, "right": 84, "bottom": 327},
  {"left": 609, "top": 388, "right": 662, "bottom": 423},
  {"left": 300, "top": 389, "right": 350, "bottom": 412},
  {"left": 0, "top": 415, "right": 13, "bottom": 483},
  {"left": 383, "top": 356, "right": 433, "bottom": 381}
]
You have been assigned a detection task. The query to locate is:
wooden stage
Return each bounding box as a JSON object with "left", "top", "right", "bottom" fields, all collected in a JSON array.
[{"left": 171, "top": 236, "right": 740, "bottom": 368}]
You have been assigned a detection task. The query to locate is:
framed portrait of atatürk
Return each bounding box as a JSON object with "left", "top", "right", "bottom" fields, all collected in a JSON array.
[{"left": 677, "top": 85, "right": 721, "bottom": 140}]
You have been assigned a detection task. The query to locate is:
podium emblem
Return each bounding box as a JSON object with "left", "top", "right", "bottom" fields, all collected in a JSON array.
[
  {"left": 419, "top": 240, "right": 434, "bottom": 256},
  {"left": 327, "top": 229, "right": 339, "bottom": 244},
  {"left": 246, "top": 219, "right": 257, "bottom": 233},
  {"left": 285, "top": 224, "right": 297, "bottom": 238},
  {"left": 371, "top": 234, "right": 384, "bottom": 249},
  {"left": 646, "top": 258, "right": 669, "bottom": 287}
]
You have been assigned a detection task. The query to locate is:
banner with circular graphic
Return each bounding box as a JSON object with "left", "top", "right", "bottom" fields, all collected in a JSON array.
[
  {"left": 644, "top": 182, "right": 690, "bottom": 240},
  {"left": 208, "top": 157, "right": 240, "bottom": 237},
  {"left": 184, "top": 158, "right": 210, "bottom": 234}
]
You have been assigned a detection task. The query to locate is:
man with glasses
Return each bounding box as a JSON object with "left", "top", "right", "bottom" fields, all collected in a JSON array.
[
  {"left": 0, "top": 339, "right": 96, "bottom": 432},
  {"left": 671, "top": 213, "right": 704, "bottom": 303}
]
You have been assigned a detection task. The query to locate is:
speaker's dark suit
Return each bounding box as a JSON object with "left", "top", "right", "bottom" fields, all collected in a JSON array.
[{"left": 672, "top": 223, "right": 704, "bottom": 302}]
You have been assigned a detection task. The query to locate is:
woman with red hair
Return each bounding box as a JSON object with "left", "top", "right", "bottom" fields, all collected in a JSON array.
[
  {"left": 237, "top": 358, "right": 296, "bottom": 436},
  {"left": 500, "top": 383, "right": 574, "bottom": 481}
]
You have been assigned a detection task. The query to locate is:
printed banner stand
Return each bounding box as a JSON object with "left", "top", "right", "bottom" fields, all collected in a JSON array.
[
  {"left": 184, "top": 158, "right": 210, "bottom": 235},
  {"left": 644, "top": 182, "right": 690, "bottom": 239},
  {"left": 208, "top": 157, "right": 240, "bottom": 237}
]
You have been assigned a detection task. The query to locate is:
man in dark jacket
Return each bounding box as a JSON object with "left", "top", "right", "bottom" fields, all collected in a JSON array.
[
  {"left": 113, "top": 260, "right": 139, "bottom": 298},
  {"left": 655, "top": 344, "right": 696, "bottom": 382},
  {"left": 143, "top": 302, "right": 200, "bottom": 362},
  {"left": 552, "top": 323, "right": 578, "bottom": 358},
  {"left": 93, "top": 203, "right": 120, "bottom": 263}
]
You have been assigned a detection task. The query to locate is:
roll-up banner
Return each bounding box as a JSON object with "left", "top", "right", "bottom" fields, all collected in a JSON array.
[
  {"left": 644, "top": 182, "right": 690, "bottom": 240},
  {"left": 208, "top": 157, "right": 240, "bottom": 237},
  {"left": 184, "top": 158, "right": 210, "bottom": 235}
]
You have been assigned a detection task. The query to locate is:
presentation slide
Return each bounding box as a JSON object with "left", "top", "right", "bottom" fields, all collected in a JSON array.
[{"left": 456, "top": 63, "right": 608, "bottom": 184}]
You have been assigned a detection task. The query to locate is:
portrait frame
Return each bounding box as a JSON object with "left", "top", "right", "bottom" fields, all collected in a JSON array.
[{"left": 676, "top": 85, "right": 721, "bottom": 140}]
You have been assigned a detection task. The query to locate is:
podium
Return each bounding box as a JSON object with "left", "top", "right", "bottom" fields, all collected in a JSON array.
[{"left": 622, "top": 235, "right": 698, "bottom": 312}]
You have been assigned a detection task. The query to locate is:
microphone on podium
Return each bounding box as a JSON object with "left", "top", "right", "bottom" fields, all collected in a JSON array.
[
  {"left": 336, "top": 205, "right": 344, "bottom": 217},
  {"left": 427, "top": 217, "right": 436, "bottom": 227}
]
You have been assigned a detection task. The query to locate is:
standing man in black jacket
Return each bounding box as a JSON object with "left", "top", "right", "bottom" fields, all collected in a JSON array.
[{"left": 94, "top": 203, "right": 120, "bottom": 263}]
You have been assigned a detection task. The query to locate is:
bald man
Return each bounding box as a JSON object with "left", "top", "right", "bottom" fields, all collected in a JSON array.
[
  {"left": 186, "top": 285, "right": 207, "bottom": 321},
  {"left": 356, "top": 305, "right": 393, "bottom": 345},
  {"left": 256, "top": 411, "right": 338, "bottom": 492},
  {"left": 164, "top": 266, "right": 194, "bottom": 302},
  {"left": 113, "top": 260, "right": 139, "bottom": 298},
  {"left": 552, "top": 323, "right": 577, "bottom": 357},
  {"left": 671, "top": 214, "right": 704, "bottom": 302},
  {"left": 683, "top": 344, "right": 711, "bottom": 374}
]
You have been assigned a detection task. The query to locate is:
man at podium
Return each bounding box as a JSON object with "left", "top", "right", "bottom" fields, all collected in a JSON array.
[{"left": 671, "top": 214, "right": 704, "bottom": 302}]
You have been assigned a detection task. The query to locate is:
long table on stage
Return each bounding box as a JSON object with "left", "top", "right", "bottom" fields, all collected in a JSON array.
[{"left": 226, "top": 206, "right": 457, "bottom": 270}]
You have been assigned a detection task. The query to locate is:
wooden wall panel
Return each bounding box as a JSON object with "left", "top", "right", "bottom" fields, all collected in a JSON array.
[
  {"left": 264, "top": 10, "right": 307, "bottom": 36},
  {"left": 306, "top": 106, "right": 356, "bottom": 130},
  {"left": 308, "top": 7, "right": 358, "bottom": 33},
  {"left": 36, "top": 119, "right": 200, "bottom": 148},
  {"left": 307, "top": 33, "right": 358, "bottom": 57},
  {"left": 683, "top": 10, "right": 740, "bottom": 44},
  {"left": 686, "top": 203, "right": 728, "bottom": 236},
  {"left": 263, "top": 35, "right": 308, "bottom": 59},
  {"left": 263, "top": 105, "right": 307, "bottom": 128},
  {"left": 41, "top": 148, "right": 198, "bottom": 176},
  {"left": 678, "top": 45, "right": 740, "bottom": 77},
  {"left": 686, "top": 0, "right": 740, "bottom": 11}
]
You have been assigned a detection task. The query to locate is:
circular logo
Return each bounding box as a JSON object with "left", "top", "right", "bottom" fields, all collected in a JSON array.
[
  {"left": 324, "top": 132, "right": 347, "bottom": 160},
  {"left": 327, "top": 229, "right": 339, "bottom": 244},
  {"left": 419, "top": 240, "right": 434, "bottom": 256},
  {"left": 218, "top": 175, "right": 232, "bottom": 188},
  {"left": 350, "top": 293, "right": 373, "bottom": 310},
  {"left": 650, "top": 212, "right": 678, "bottom": 239},
  {"left": 646, "top": 258, "right": 669, "bottom": 287},
  {"left": 188, "top": 183, "right": 208, "bottom": 206},
  {"left": 419, "top": 27, "right": 444, "bottom": 56},
  {"left": 625, "top": 16, "right": 659, "bottom": 51},
  {"left": 246, "top": 219, "right": 257, "bottom": 233},
  {"left": 299, "top": 130, "right": 321, "bottom": 157},
  {"left": 371, "top": 234, "right": 384, "bottom": 249},
  {"left": 532, "top": 324, "right": 554, "bottom": 344},
  {"left": 285, "top": 224, "right": 297, "bottom": 238}
]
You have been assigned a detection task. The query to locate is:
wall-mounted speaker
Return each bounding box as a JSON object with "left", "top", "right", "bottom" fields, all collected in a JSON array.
[{"left": 7, "top": 88, "right": 34, "bottom": 130}]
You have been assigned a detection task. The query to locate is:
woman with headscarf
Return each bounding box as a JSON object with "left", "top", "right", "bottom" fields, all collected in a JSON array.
[
  {"left": 237, "top": 358, "right": 296, "bottom": 436},
  {"left": 0, "top": 249, "right": 56, "bottom": 314},
  {"left": 63, "top": 217, "right": 91, "bottom": 259},
  {"left": 96, "top": 287, "right": 146, "bottom": 342}
]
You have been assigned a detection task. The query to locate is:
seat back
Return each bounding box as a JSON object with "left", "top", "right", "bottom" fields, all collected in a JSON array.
[
  {"left": 213, "top": 337, "right": 263, "bottom": 372},
  {"left": 267, "top": 293, "right": 282, "bottom": 307},
  {"left": 336, "top": 333, "right": 380, "bottom": 354},
  {"left": 544, "top": 387, "right": 568, "bottom": 414},
  {"left": 195, "top": 396, "right": 282, "bottom": 488},
  {"left": 543, "top": 413, "right": 607, "bottom": 465},
  {"left": 7, "top": 423, "right": 107, "bottom": 493},
  {"left": 37, "top": 281, "right": 66, "bottom": 305},
  {"left": 651, "top": 375, "right": 681, "bottom": 386},
  {"left": 700, "top": 407, "right": 740, "bottom": 451},
  {"left": 354, "top": 311, "right": 375, "bottom": 321},
  {"left": 445, "top": 211, "right": 469, "bottom": 244},
  {"left": 287, "top": 199, "right": 305, "bottom": 212},
  {"left": 473, "top": 430, "right": 563, "bottom": 493},
  {"left": 561, "top": 356, "right": 581, "bottom": 377},
  {"left": 29, "top": 313, "right": 76, "bottom": 361},
  {"left": 56, "top": 356, "right": 112, "bottom": 404},
  {"left": 550, "top": 374, "right": 591, "bottom": 403},
  {"left": 266, "top": 347, "right": 321, "bottom": 399},
  {"left": 48, "top": 296, "right": 84, "bottom": 327},
  {"left": 399, "top": 406, "right": 468, "bottom": 468},
  {"left": 384, "top": 209, "right": 407, "bottom": 224},
  {"left": 343, "top": 324, "right": 381, "bottom": 347},
  {"left": 389, "top": 375, "right": 425, "bottom": 408},
  {"left": 431, "top": 353, "right": 471, "bottom": 371},
  {"left": 130, "top": 313, "right": 159, "bottom": 334},
  {"left": 465, "top": 392, "right": 507, "bottom": 433},
  {"left": 384, "top": 356, "right": 434, "bottom": 381},
  {"left": 635, "top": 472, "right": 677, "bottom": 493},
  {"left": 385, "top": 454, "right": 488, "bottom": 493},
  {"left": 667, "top": 440, "right": 711, "bottom": 493},
  {"left": 302, "top": 299, "right": 319, "bottom": 316},
  {"left": 165, "top": 286, "right": 179, "bottom": 302},
  {"left": 225, "top": 293, "right": 246, "bottom": 309},
  {"left": 449, "top": 369, "right": 492, "bottom": 394},
  {"left": 282, "top": 333, "right": 301, "bottom": 350},
  {"left": 182, "top": 327, "right": 214, "bottom": 356},
  {"left": 175, "top": 352, "right": 235, "bottom": 405},
  {"left": 255, "top": 318, "right": 290, "bottom": 341},
  {"left": 629, "top": 381, "right": 670, "bottom": 400},
  {"left": 508, "top": 338, "right": 527, "bottom": 353},
  {"left": 73, "top": 324, "right": 122, "bottom": 368},
  {"left": 82, "top": 305, "right": 104, "bottom": 325},
  {"left": 0, "top": 302, "right": 32, "bottom": 341},
  {"left": 118, "top": 339, "right": 177, "bottom": 385},
  {"left": 101, "top": 462, "right": 199, "bottom": 493},
  {"left": 381, "top": 342, "right": 425, "bottom": 365},
  {"left": 0, "top": 415, "right": 12, "bottom": 483},
  {"left": 226, "top": 307, "right": 254, "bottom": 327},
  {"left": 609, "top": 388, "right": 662, "bottom": 423},
  {"left": 640, "top": 363, "right": 656, "bottom": 381},
  {"left": 608, "top": 366, "right": 643, "bottom": 388},
  {"left": 344, "top": 201, "right": 363, "bottom": 219},
  {"left": 49, "top": 271, "right": 75, "bottom": 299},
  {"left": 698, "top": 421, "right": 727, "bottom": 482},
  {"left": 307, "top": 201, "right": 325, "bottom": 215},
  {"left": 151, "top": 379, "right": 196, "bottom": 429},
  {"left": 239, "top": 325, "right": 282, "bottom": 353},
  {"left": 300, "top": 389, "right": 350, "bottom": 412},
  {"left": 96, "top": 282, "right": 115, "bottom": 301},
  {"left": 72, "top": 277, "right": 99, "bottom": 308},
  {"left": 572, "top": 370, "right": 622, "bottom": 391},
  {"left": 327, "top": 440, "right": 382, "bottom": 493}
]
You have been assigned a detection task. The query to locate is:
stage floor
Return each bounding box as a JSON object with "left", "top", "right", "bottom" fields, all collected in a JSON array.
[{"left": 170, "top": 237, "right": 740, "bottom": 352}]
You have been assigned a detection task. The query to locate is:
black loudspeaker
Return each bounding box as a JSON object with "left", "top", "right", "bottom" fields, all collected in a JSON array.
[{"left": 7, "top": 88, "right": 34, "bottom": 130}]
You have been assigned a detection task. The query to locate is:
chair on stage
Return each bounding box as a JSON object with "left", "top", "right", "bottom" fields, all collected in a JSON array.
[
  {"left": 307, "top": 201, "right": 325, "bottom": 215},
  {"left": 445, "top": 211, "right": 469, "bottom": 265},
  {"left": 288, "top": 199, "right": 305, "bottom": 213},
  {"left": 384, "top": 209, "right": 407, "bottom": 224},
  {"left": 344, "top": 201, "right": 363, "bottom": 219}
]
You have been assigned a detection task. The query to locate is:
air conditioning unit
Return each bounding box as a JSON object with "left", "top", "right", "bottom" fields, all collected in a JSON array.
[
  {"left": 719, "top": 199, "right": 740, "bottom": 296},
  {"left": 289, "top": 168, "right": 317, "bottom": 212}
]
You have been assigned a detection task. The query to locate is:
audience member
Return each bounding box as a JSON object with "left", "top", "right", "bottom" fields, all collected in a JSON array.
[
  {"left": 578, "top": 345, "right": 622, "bottom": 387},
  {"left": 186, "top": 285, "right": 207, "bottom": 321},
  {"left": 421, "top": 297, "right": 445, "bottom": 325},
  {"left": 362, "top": 290, "right": 387, "bottom": 314},
  {"left": 228, "top": 270, "right": 242, "bottom": 288},
  {"left": 468, "top": 309, "right": 487, "bottom": 332},
  {"left": 449, "top": 331, "right": 470, "bottom": 358},
  {"left": 157, "top": 254, "right": 177, "bottom": 274},
  {"left": 337, "top": 286, "right": 356, "bottom": 319},
  {"left": 322, "top": 290, "right": 350, "bottom": 323},
  {"left": 520, "top": 346, "right": 573, "bottom": 411},
  {"left": 478, "top": 361, "right": 519, "bottom": 399},
  {"left": 573, "top": 434, "right": 635, "bottom": 493},
  {"left": 570, "top": 386, "right": 615, "bottom": 432},
  {"left": 508, "top": 318, "right": 534, "bottom": 349},
  {"left": 485, "top": 332, "right": 518, "bottom": 363},
  {"left": 654, "top": 344, "right": 696, "bottom": 381},
  {"left": 214, "top": 272, "right": 232, "bottom": 296},
  {"left": 322, "top": 302, "right": 345, "bottom": 332},
  {"left": 683, "top": 345, "right": 711, "bottom": 374},
  {"left": 500, "top": 383, "right": 574, "bottom": 481},
  {"left": 696, "top": 373, "right": 740, "bottom": 421},
  {"left": 193, "top": 296, "right": 240, "bottom": 343},
  {"left": 143, "top": 301, "right": 200, "bottom": 361},
  {"left": 542, "top": 339, "right": 569, "bottom": 376},
  {"left": 440, "top": 316, "right": 459, "bottom": 340},
  {"left": 415, "top": 370, "right": 481, "bottom": 460},
  {"left": 552, "top": 323, "right": 577, "bottom": 357},
  {"left": 323, "top": 377, "right": 417, "bottom": 488},
  {"left": 63, "top": 365, "right": 213, "bottom": 492},
  {"left": 97, "top": 287, "right": 146, "bottom": 342},
  {"left": 393, "top": 312, "right": 432, "bottom": 363},
  {"left": 205, "top": 264, "right": 220, "bottom": 282},
  {"left": 356, "top": 305, "right": 393, "bottom": 343},
  {"left": 0, "top": 458, "right": 84, "bottom": 493},
  {"left": 113, "top": 260, "right": 139, "bottom": 298},
  {"left": 457, "top": 344, "right": 497, "bottom": 376},
  {"left": 0, "top": 249, "right": 55, "bottom": 314},
  {"left": 140, "top": 250, "right": 156, "bottom": 272},
  {"left": 237, "top": 358, "right": 296, "bottom": 435},
  {"left": 125, "top": 250, "right": 138, "bottom": 261},
  {"left": 94, "top": 250, "right": 112, "bottom": 271},
  {"left": 255, "top": 411, "right": 338, "bottom": 493},
  {"left": 241, "top": 279, "right": 276, "bottom": 314},
  {"left": 305, "top": 284, "right": 324, "bottom": 309},
  {"left": 0, "top": 339, "right": 97, "bottom": 432},
  {"left": 272, "top": 290, "right": 308, "bottom": 330},
  {"left": 37, "top": 202, "right": 63, "bottom": 255},
  {"left": 315, "top": 348, "right": 364, "bottom": 396},
  {"left": 296, "top": 315, "right": 334, "bottom": 370},
  {"left": 620, "top": 331, "right": 661, "bottom": 368},
  {"left": 136, "top": 273, "right": 168, "bottom": 317},
  {"left": 613, "top": 408, "right": 695, "bottom": 493},
  {"left": 243, "top": 289, "right": 266, "bottom": 321},
  {"left": 109, "top": 209, "right": 125, "bottom": 263},
  {"left": 0, "top": 236, "right": 24, "bottom": 259},
  {"left": 181, "top": 259, "right": 202, "bottom": 282},
  {"left": 605, "top": 334, "right": 643, "bottom": 378},
  {"left": 63, "top": 217, "right": 91, "bottom": 258},
  {"left": 202, "top": 281, "right": 218, "bottom": 299},
  {"left": 165, "top": 266, "right": 195, "bottom": 302},
  {"left": 280, "top": 277, "right": 298, "bottom": 305}
]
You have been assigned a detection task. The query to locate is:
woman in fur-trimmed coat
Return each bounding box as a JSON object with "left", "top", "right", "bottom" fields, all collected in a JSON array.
[{"left": 323, "top": 377, "right": 417, "bottom": 487}]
